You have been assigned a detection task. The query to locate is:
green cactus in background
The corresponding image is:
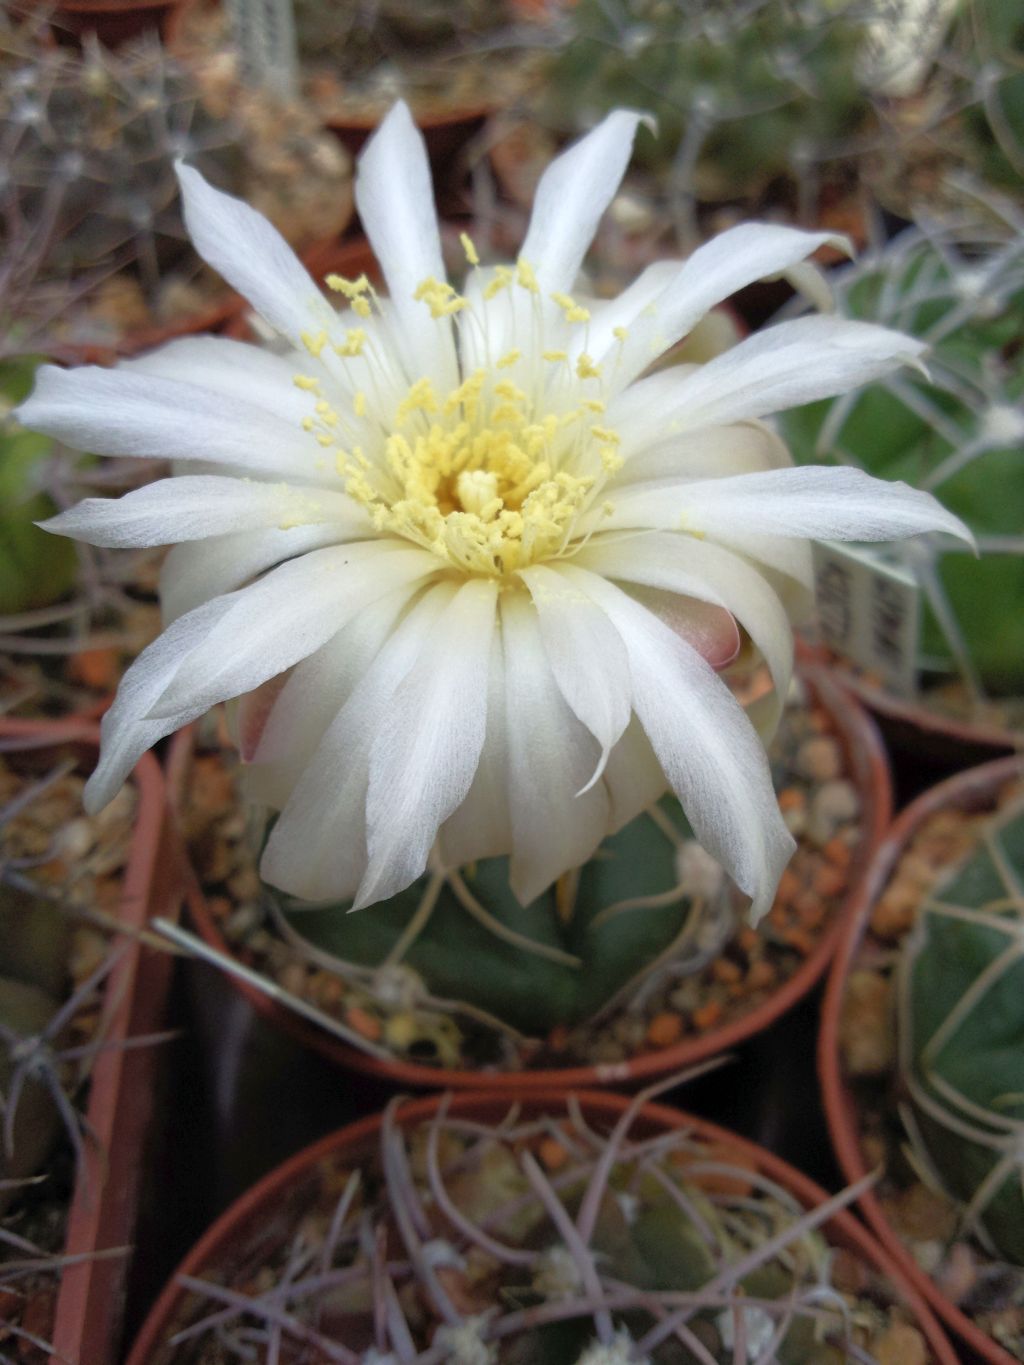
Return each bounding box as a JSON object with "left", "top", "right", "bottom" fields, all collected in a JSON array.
[
  {"left": 276, "top": 793, "right": 734, "bottom": 1047},
  {"left": 779, "top": 223, "right": 1024, "bottom": 708},
  {"left": 897, "top": 790, "right": 1024, "bottom": 1264},
  {"left": 0, "top": 358, "right": 78, "bottom": 616},
  {"left": 537, "top": 0, "right": 872, "bottom": 206}
]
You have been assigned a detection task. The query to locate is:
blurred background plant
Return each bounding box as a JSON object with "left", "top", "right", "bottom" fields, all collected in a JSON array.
[
  {"left": 897, "top": 789, "right": 1024, "bottom": 1269},
  {"left": 779, "top": 212, "right": 1024, "bottom": 731}
]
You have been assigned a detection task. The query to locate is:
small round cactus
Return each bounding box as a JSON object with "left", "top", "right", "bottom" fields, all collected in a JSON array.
[
  {"left": 897, "top": 789, "right": 1024, "bottom": 1265},
  {"left": 779, "top": 221, "right": 1024, "bottom": 718}
]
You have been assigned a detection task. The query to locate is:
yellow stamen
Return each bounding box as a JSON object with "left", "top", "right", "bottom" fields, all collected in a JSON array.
[{"left": 460, "top": 232, "right": 480, "bottom": 266}]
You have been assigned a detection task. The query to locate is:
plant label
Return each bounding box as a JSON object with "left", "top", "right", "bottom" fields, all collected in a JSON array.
[{"left": 813, "top": 541, "right": 921, "bottom": 697}]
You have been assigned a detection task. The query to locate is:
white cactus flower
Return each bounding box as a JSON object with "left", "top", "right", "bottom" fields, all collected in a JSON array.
[{"left": 18, "top": 103, "right": 972, "bottom": 917}]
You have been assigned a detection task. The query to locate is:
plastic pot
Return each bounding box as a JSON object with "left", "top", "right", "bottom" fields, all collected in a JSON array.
[
  {"left": 0, "top": 717, "right": 183, "bottom": 1365},
  {"left": 819, "top": 754, "right": 1024, "bottom": 1365},
  {"left": 170, "top": 663, "right": 892, "bottom": 1093},
  {"left": 124, "top": 1088, "right": 957, "bottom": 1365},
  {"left": 40, "top": 0, "right": 190, "bottom": 48}
]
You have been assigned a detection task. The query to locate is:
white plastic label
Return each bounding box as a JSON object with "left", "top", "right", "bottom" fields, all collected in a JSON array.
[{"left": 813, "top": 541, "right": 921, "bottom": 698}]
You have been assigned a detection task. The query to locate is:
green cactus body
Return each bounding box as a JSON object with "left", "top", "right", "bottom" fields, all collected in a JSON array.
[
  {"left": 277, "top": 795, "right": 724, "bottom": 1041},
  {"left": 779, "top": 230, "right": 1024, "bottom": 702},
  {"left": 540, "top": 0, "right": 869, "bottom": 200},
  {"left": 897, "top": 792, "right": 1024, "bottom": 1264},
  {"left": 0, "top": 359, "right": 78, "bottom": 615}
]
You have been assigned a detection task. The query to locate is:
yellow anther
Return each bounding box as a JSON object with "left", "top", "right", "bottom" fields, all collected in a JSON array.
[
  {"left": 496, "top": 349, "right": 521, "bottom": 370},
  {"left": 483, "top": 266, "right": 513, "bottom": 301},
  {"left": 352, "top": 297, "right": 372, "bottom": 319},
  {"left": 495, "top": 381, "right": 526, "bottom": 403},
  {"left": 576, "top": 354, "right": 601, "bottom": 380},
  {"left": 354, "top": 391, "right": 367, "bottom": 418},
  {"left": 326, "top": 273, "right": 370, "bottom": 298},
  {"left": 590, "top": 425, "right": 620, "bottom": 445},
  {"left": 301, "top": 329, "right": 328, "bottom": 358},
  {"left": 293, "top": 374, "right": 320, "bottom": 392},
  {"left": 613, "top": 326, "right": 629, "bottom": 342},
  {"left": 584, "top": 399, "right": 606, "bottom": 413},
  {"left": 459, "top": 232, "right": 480, "bottom": 266},
  {"left": 516, "top": 258, "right": 540, "bottom": 294},
  {"left": 396, "top": 378, "right": 438, "bottom": 426},
  {"left": 302, "top": 417, "right": 314, "bottom": 432},
  {"left": 315, "top": 433, "right": 334, "bottom": 448},
  {"left": 335, "top": 327, "right": 367, "bottom": 357},
  {"left": 542, "top": 350, "right": 568, "bottom": 363}
]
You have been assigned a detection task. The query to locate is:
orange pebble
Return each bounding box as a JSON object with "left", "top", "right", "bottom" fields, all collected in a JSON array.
[
  {"left": 674, "top": 1141, "right": 759, "bottom": 1195},
  {"left": 691, "top": 999, "right": 723, "bottom": 1031},
  {"left": 747, "top": 960, "right": 777, "bottom": 990},
  {"left": 712, "top": 958, "right": 742, "bottom": 984},
  {"left": 646, "top": 1011, "right": 684, "bottom": 1049},
  {"left": 738, "top": 926, "right": 760, "bottom": 955},
  {"left": 823, "top": 836, "right": 852, "bottom": 869},
  {"left": 775, "top": 868, "right": 800, "bottom": 906},
  {"left": 68, "top": 646, "right": 119, "bottom": 690},
  {"left": 795, "top": 891, "right": 827, "bottom": 928},
  {"left": 345, "top": 1006, "right": 382, "bottom": 1042},
  {"left": 539, "top": 1137, "right": 569, "bottom": 1171},
  {"left": 778, "top": 787, "right": 805, "bottom": 811},
  {"left": 814, "top": 864, "right": 847, "bottom": 899},
  {"left": 782, "top": 926, "right": 815, "bottom": 956}
]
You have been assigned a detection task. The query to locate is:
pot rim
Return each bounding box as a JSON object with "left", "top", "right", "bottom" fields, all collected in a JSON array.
[
  {"left": 170, "top": 662, "right": 892, "bottom": 1092},
  {"left": 124, "top": 1087, "right": 958, "bottom": 1365},
  {"left": 818, "top": 752, "right": 1024, "bottom": 1365},
  {"left": 0, "top": 717, "right": 180, "bottom": 1365}
]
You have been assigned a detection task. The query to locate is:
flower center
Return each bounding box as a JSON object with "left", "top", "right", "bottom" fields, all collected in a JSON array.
[
  {"left": 295, "top": 257, "right": 626, "bottom": 578},
  {"left": 341, "top": 370, "right": 601, "bottom": 576}
]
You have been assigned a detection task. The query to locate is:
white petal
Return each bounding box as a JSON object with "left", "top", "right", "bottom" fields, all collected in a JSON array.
[
  {"left": 612, "top": 419, "right": 791, "bottom": 482},
  {"left": 603, "top": 465, "right": 974, "bottom": 545},
  {"left": 602, "top": 716, "right": 666, "bottom": 833},
  {"left": 608, "top": 224, "right": 849, "bottom": 390},
  {"left": 16, "top": 365, "right": 334, "bottom": 483},
  {"left": 582, "top": 260, "right": 682, "bottom": 366},
  {"left": 159, "top": 525, "right": 343, "bottom": 623},
  {"left": 243, "top": 586, "right": 413, "bottom": 808},
  {"left": 354, "top": 101, "right": 457, "bottom": 390},
  {"left": 437, "top": 629, "right": 511, "bottom": 868},
  {"left": 609, "top": 316, "right": 928, "bottom": 440},
  {"left": 561, "top": 565, "right": 794, "bottom": 920},
  {"left": 84, "top": 594, "right": 237, "bottom": 812},
  {"left": 501, "top": 590, "right": 610, "bottom": 906},
  {"left": 177, "top": 162, "right": 333, "bottom": 346},
  {"left": 150, "top": 541, "right": 439, "bottom": 719},
  {"left": 120, "top": 334, "right": 313, "bottom": 425},
  {"left": 40, "top": 476, "right": 367, "bottom": 547},
  {"left": 577, "top": 532, "right": 794, "bottom": 737},
  {"left": 520, "top": 110, "right": 647, "bottom": 296},
  {"left": 356, "top": 578, "right": 499, "bottom": 907},
  {"left": 260, "top": 583, "right": 457, "bottom": 902},
  {"left": 518, "top": 563, "right": 632, "bottom": 792}
]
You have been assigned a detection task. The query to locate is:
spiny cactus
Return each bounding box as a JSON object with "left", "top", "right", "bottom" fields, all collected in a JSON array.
[
  {"left": 271, "top": 792, "right": 736, "bottom": 1053},
  {"left": 162, "top": 1088, "right": 918, "bottom": 1363},
  {"left": 0, "top": 20, "right": 351, "bottom": 355},
  {"left": 779, "top": 218, "right": 1024, "bottom": 715},
  {"left": 536, "top": 0, "right": 873, "bottom": 223},
  {"left": 897, "top": 789, "right": 1024, "bottom": 1266},
  {"left": 0, "top": 358, "right": 77, "bottom": 617}
]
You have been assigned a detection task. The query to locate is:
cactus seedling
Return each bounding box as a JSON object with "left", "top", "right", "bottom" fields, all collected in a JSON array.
[
  {"left": 779, "top": 220, "right": 1024, "bottom": 716},
  {"left": 897, "top": 789, "right": 1024, "bottom": 1266},
  {"left": 160, "top": 1088, "right": 920, "bottom": 1364}
]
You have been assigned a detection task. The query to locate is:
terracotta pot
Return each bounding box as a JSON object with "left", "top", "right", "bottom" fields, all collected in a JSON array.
[
  {"left": 170, "top": 662, "right": 892, "bottom": 1093},
  {"left": 819, "top": 754, "right": 1024, "bottom": 1365},
  {"left": 0, "top": 717, "right": 183, "bottom": 1365},
  {"left": 124, "top": 1088, "right": 957, "bottom": 1365},
  {"left": 40, "top": 0, "right": 190, "bottom": 48}
]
